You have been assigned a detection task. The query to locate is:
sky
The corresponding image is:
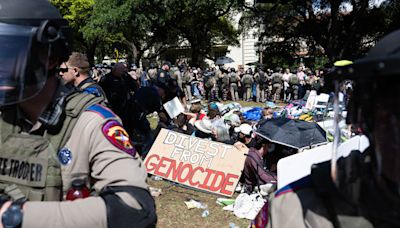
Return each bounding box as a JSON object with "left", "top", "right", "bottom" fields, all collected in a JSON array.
[{"left": 338, "top": 0, "right": 388, "bottom": 13}]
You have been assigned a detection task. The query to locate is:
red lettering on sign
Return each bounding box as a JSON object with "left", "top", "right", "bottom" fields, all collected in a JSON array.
[
  {"left": 198, "top": 168, "right": 214, "bottom": 190},
  {"left": 144, "top": 154, "right": 159, "bottom": 172},
  {"left": 189, "top": 167, "right": 204, "bottom": 186},
  {"left": 177, "top": 164, "right": 193, "bottom": 183},
  {"left": 145, "top": 156, "right": 239, "bottom": 196},
  {"left": 154, "top": 156, "right": 170, "bottom": 177},
  {"left": 220, "top": 173, "right": 239, "bottom": 195},
  {"left": 209, "top": 170, "right": 225, "bottom": 192}
]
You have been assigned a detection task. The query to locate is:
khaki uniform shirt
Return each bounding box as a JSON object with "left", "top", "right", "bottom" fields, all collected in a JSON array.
[
  {"left": 267, "top": 177, "right": 335, "bottom": 228},
  {"left": 22, "top": 106, "right": 148, "bottom": 228},
  {"left": 267, "top": 176, "right": 374, "bottom": 228}
]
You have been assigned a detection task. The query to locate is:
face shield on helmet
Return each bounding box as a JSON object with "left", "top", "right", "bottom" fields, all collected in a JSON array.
[
  {"left": 0, "top": 19, "right": 70, "bottom": 106},
  {"left": 329, "top": 30, "right": 400, "bottom": 188},
  {"left": 0, "top": 23, "right": 50, "bottom": 106}
]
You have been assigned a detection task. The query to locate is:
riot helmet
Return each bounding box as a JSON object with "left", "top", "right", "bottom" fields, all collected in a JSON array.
[
  {"left": 330, "top": 29, "right": 400, "bottom": 186},
  {"left": 0, "top": 0, "right": 71, "bottom": 106}
]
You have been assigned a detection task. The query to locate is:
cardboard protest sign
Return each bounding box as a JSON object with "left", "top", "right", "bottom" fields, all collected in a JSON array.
[
  {"left": 305, "top": 90, "right": 317, "bottom": 110},
  {"left": 163, "top": 97, "right": 184, "bottom": 119},
  {"left": 144, "top": 129, "right": 248, "bottom": 196}
]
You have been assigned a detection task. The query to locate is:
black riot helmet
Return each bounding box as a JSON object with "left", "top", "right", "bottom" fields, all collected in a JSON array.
[
  {"left": 330, "top": 29, "right": 400, "bottom": 186},
  {"left": 0, "top": 0, "right": 72, "bottom": 106}
]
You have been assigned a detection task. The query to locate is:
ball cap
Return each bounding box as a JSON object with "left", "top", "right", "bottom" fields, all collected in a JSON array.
[
  {"left": 234, "top": 123, "right": 253, "bottom": 136},
  {"left": 194, "top": 118, "right": 213, "bottom": 134}
]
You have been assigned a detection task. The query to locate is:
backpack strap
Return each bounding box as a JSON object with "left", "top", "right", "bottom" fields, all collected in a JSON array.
[
  {"left": 80, "top": 81, "right": 96, "bottom": 90},
  {"left": 49, "top": 92, "right": 104, "bottom": 150}
]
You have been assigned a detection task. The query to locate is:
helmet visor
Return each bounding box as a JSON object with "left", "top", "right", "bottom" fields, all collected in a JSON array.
[{"left": 0, "top": 23, "right": 49, "bottom": 106}]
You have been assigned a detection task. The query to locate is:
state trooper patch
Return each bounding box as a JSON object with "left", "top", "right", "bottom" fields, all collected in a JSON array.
[
  {"left": 102, "top": 120, "right": 136, "bottom": 156},
  {"left": 58, "top": 148, "right": 72, "bottom": 165}
]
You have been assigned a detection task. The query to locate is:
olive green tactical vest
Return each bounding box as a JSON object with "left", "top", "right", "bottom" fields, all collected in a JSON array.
[{"left": 0, "top": 92, "right": 103, "bottom": 201}]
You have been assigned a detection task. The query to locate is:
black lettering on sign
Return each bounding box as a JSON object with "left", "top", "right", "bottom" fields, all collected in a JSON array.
[
  {"left": 12, "top": 160, "right": 19, "bottom": 178},
  {"left": 0, "top": 158, "right": 7, "bottom": 175},
  {"left": 17, "top": 161, "right": 24, "bottom": 179},
  {"left": 1, "top": 158, "right": 8, "bottom": 175},
  {"left": 30, "top": 163, "right": 35, "bottom": 182},
  {"left": 36, "top": 164, "right": 42, "bottom": 182},
  {"left": 0, "top": 158, "right": 44, "bottom": 182},
  {"left": 8, "top": 159, "right": 14, "bottom": 176}
]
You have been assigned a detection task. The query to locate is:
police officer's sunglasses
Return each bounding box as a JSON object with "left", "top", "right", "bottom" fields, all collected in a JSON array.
[{"left": 57, "top": 66, "right": 73, "bottom": 73}]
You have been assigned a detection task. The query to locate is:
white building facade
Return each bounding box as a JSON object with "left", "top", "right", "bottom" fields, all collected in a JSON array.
[{"left": 224, "top": 0, "right": 258, "bottom": 69}]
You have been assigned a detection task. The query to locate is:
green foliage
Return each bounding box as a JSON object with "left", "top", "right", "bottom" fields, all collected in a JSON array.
[
  {"left": 81, "top": 0, "right": 182, "bottom": 64},
  {"left": 168, "top": 0, "right": 241, "bottom": 65},
  {"left": 51, "top": 0, "right": 94, "bottom": 30},
  {"left": 381, "top": 0, "right": 400, "bottom": 34},
  {"left": 51, "top": 0, "right": 101, "bottom": 63},
  {"left": 52, "top": 0, "right": 241, "bottom": 65},
  {"left": 241, "top": 0, "right": 395, "bottom": 66}
]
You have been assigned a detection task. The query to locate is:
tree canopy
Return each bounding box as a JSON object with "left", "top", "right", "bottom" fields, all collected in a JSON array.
[
  {"left": 166, "top": 0, "right": 241, "bottom": 65},
  {"left": 51, "top": 0, "right": 100, "bottom": 64},
  {"left": 241, "top": 0, "right": 396, "bottom": 67},
  {"left": 53, "top": 0, "right": 241, "bottom": 66}
]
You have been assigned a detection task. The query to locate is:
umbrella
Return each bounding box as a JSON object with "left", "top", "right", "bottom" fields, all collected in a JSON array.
[
  {"left": 215, "top": 56, "right": 234, "bottom": 65},
  {"left": 245, "top": 61, "right": 260, "bottom": 66},
  {"left": 256, "top": 117, "right": 327, "bottom": 150}
]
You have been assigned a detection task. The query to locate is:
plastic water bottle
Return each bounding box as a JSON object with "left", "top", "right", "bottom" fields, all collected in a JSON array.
[
  {"left": 229, "top": 222, "right": 239, "bottom": 228},
  {"left": 201, "top": 209, "right": 209, "bottom": 217},
  {"left": 66, "top": 179, "right": 90, "bottom": 201},
  {"left": 152, "top": 176, "right": 163, "bottom": 181}
]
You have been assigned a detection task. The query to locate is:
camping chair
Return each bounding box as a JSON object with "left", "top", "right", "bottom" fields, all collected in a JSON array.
[{"left": 313, "top": 93, "right": 330, "bottom": 113}]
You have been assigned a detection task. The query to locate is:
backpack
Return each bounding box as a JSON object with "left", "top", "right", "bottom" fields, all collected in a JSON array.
[
  {"left": 259, "top": 72, "right": 267, "bottom": 84},
  {"left": 272, "top": 73, "right": 282, "bottom": 84},
  {"left": 289, "top": 74, "right": 299, "bottom": 85},
  {"left": 205, "top": 76, "right": 215, "bottom": 88},
  {"left": 243, "top": 75, "right": 252, "bottom": 86},
  {"left": 253, "top": 73, "right": 260, "bottom": 84},
  {"left": 183, "top": 72, "right": 192, "bottom": 84},
  {"left": 230, "top": 73, "right": 238, "bottom": 83},
  {"left": 204, "top": 76, "right": 211, "bottom": 88},
  {"left": 222, "top": 74, "right": 229, "bottom": 85}
]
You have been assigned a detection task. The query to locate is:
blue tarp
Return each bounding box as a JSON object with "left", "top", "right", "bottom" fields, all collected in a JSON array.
[{"left": 243, "top": 107, "right": 263, "bottom": 121}]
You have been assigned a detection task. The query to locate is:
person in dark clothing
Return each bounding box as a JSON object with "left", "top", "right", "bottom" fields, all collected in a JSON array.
[
  {"left": 157, "top": 62, "right": 171, "bottom": 85},
  {"left": 169, "top": 113, "right": 195, "bottom": 135},
  {"left": 235, "top": 123, "right": 256, "bottom": 148},
  {"left": 99, "top": 62, "right": 138, "bottom": 117},
  {"left": 126, "top": 86, "right": 163, "bottom": 157},
  {"left": 241, "top": 135, "right": 277, "bottom": 193}
]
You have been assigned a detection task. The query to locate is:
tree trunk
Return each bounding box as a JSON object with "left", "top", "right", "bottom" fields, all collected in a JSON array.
[
  {"left": 86, "top": 40, "right": 98, "bottom": 65},
  {"left": 136, "top": 51, "right": 143, "bottom": 67},
  {"left": 191, "top": 44, "right": 201, "bottom": 67},
  {"left": 131, "top": 42, "right": 138, "bottom": 64}
]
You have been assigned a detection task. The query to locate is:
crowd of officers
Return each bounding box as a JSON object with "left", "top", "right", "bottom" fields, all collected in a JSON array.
[
  {"left": 92, "top": 62, "right": 325, "bottom": 105},
  {"left": 65, "top": 57, "right": 284, "bottom": 194}
]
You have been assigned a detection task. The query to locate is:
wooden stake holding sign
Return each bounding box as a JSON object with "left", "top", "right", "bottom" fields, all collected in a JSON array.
[{"left": 144, "top": 129, "right": 248, "bottom": 196}]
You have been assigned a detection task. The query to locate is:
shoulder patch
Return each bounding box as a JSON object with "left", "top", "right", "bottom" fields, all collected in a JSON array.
[
  {"left": 102, "top": 120, "right": 136, "bottom": 156},
  {"left": 86, "top": 104, "right": 116, "bottom": 119},
  {"left": 275, "top": 176, "right": 311, "bottom": 197}
]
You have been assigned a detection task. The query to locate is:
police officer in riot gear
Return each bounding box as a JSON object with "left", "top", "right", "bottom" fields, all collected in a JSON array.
[
  {"left": 0, "top": 0, "right": 157, "bottom": 227},
  {"left": 268, "top": 30, "right": 400, "bottom": 228}
]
